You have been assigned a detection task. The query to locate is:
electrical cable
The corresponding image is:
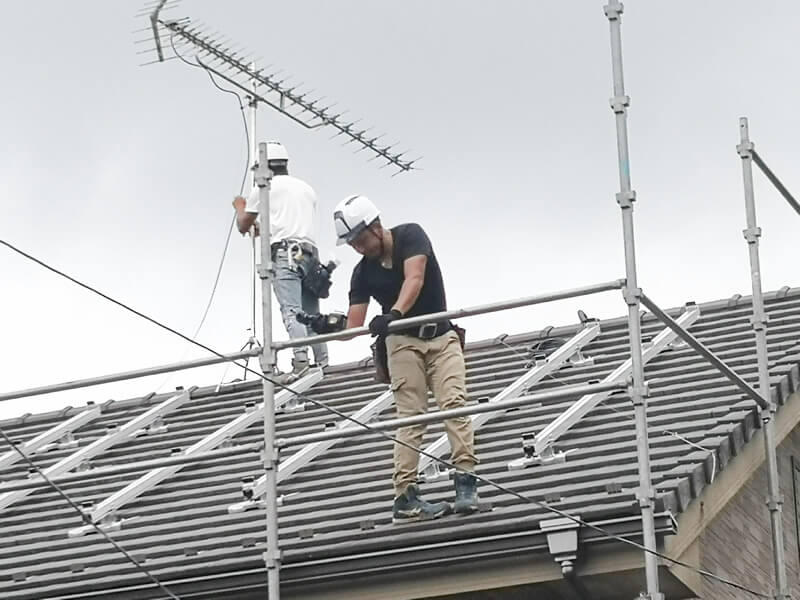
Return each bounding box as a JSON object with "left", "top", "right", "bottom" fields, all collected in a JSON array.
[
  {"left": 153, "top": 34, "right": 252, "bottom": 394},
  {"left": 0, "top": 239, "right": 770, "bottom": 599},
  {"left": 0, "top": 426, "right": 180, "bottom": 600},
  {"left": 171, "top": 32, "right": 251, "bottom": 332}
]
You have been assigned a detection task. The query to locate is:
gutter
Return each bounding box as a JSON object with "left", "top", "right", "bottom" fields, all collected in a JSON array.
[{"left": 22, "top": 512, "right": 675, "bottom": 600}]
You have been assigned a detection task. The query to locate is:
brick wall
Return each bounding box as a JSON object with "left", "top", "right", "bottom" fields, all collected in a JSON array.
[{"left": 698, "top": 426, "right": 800, "bottom": 599}]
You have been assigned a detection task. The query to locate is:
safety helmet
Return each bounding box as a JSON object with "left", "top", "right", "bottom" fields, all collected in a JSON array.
[
  {"left": 266, "top": 141, "right": 289, "bottom": 162},
  {"left": 334, "top": 195, "right": 380, "bottom": 246}
]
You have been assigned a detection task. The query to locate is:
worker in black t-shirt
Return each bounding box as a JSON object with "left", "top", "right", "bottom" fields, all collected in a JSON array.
[{"left": 333, "top": 194, "right": 479, "bottom": 523}]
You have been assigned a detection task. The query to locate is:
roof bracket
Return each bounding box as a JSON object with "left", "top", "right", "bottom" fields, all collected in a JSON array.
[
  {"left": 69, "top": 510, "right": 133, "bottom": 538},
  {"left": 420, "top": 461, "right": 450, "bottom": 483},
  {"left": 230, "top": 488, "right": 297, "bottom": 514},
  {"left": 508, "top": 441, "right": 570, "bottom": 470},
  {"left": 667, "top": 338, "right": 689, "bottom": 351},
  {"left": 134, "top": 416, "right": 168, "bottom": 438},
  {"left": 38, "top": 431, "right": 79, "bottom": 453},
  {"left": 279, "top": 396, "right": 306, "bottom": 413},
  {"left": 567, "top": 348, "right": 594, "bottom": 367}
]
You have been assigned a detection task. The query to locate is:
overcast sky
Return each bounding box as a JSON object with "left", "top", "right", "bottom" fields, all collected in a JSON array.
[{"left": 1, "top": 1, "right": 798, "bottom": 420}]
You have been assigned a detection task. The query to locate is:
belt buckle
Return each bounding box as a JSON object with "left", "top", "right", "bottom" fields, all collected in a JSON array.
[{"left": 418, "top": 323, "right": 437, "bottom": 339}]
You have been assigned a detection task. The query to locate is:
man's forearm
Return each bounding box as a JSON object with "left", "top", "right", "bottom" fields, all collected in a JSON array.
[
  {"left": 392, "top": 276, "right": 423, "bottom": 315},
  {"left": 236, "top": 212, "right": 257, "bottom": 235}
]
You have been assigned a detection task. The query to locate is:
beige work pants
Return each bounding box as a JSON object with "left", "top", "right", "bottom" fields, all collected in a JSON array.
[{"left": 386, "top": 330, "right": 477, "bottom": 497}]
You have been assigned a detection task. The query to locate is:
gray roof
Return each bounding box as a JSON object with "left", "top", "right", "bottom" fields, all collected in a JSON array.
[{"left": 1, "top": 287, "right": 799, "bottom": 599}]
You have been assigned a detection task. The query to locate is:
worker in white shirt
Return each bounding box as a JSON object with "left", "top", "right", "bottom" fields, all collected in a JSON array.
[{"left": 232, "top": 141, "right": 329, "bottom": 381}]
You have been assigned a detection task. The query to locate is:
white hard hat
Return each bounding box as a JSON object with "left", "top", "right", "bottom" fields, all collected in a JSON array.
[
  {"left": 266, "top": 141, "right": 289, "bottom": 162},
  {"left": 334, "top": 195, "right": 380, "bottom": 246}
]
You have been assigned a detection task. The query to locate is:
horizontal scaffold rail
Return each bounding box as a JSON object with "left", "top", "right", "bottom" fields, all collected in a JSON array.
[
  {"left": 274, "top": 280, "right": 626, "bottom": 350},
  {"left": 0, "top": 348, "right": 260, "bottom": 402},
  {"left": 0, "top": 281, "right": 624, "bottom": 403}
]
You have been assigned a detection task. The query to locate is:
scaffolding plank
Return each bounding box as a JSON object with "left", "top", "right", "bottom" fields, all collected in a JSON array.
[
  {"left": 416, "top": 322, "right": 602, "bottom": 479},
  {"left": 531, "top": 305, "right": 701, "bottom": 458},
  {"left": 0, "top": 405, "right": 102, "bottom": 471},
  {"left": 72, "top": 369, "right": 323, "bottom": 534},
  {"left": 228, "top": 384, "right": 394, "bottom": 513},
  {"left": 0, "top": 390, "right": 192, "bottom": 511}
]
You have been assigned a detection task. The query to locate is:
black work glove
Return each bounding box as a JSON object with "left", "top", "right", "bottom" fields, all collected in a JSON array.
[{"left": 368, "top": 309, "right": 403, "bottom": 337}]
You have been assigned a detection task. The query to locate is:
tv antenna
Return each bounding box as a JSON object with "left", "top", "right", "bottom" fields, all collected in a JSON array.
[{"left": 136, "top": 0, "right": 420, "bottom": 174}]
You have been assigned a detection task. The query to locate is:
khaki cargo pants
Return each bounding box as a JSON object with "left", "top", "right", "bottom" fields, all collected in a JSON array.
[{"left": 386, "top": 329, "right": 477, "bottom": 497}]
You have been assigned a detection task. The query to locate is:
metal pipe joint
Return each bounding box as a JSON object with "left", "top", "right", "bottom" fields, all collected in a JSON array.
[
  {"left": 616, "top": 190, "right": 636, "bottom": 207},
  {"left": 603, "top": 3, "right": 624, "bottom": 20},
  {"left": 609, "top": 95, "right": 631, "bottom": 114}
]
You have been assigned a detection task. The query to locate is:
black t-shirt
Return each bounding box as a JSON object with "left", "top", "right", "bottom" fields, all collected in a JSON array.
[{"left": 348, "top": 223, "right": 447, "bottom": 317}]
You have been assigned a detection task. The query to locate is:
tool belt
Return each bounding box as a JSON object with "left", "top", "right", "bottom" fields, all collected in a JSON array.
[
  {"left": 371, "top": 322, "right": 466, "bottom": 384},
  {"left": 271, "top": 239, "right": 334, "bottom": 299},
  {"left": 395, "top": 321, "right": 452, "bottom": 340},
  {"left": 270, "top": 239, "right": 315, "bottom": 255}
]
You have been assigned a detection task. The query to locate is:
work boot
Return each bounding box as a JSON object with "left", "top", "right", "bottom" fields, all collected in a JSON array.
[
  {"left": 291, "top": 353, "right": 310, "bottom": 378},
  {"left": 392, "top": 485, "right": 451, "bottom": 524},
  {"left": 273, "top": 354, "right": 310, "bottom": 385},
  {"left": 453, "top": 472, "right": 479, "bottom": 515}
]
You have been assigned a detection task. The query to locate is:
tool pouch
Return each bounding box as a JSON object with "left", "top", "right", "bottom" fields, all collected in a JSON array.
[
  {"left": 291, "top": 245, "right": 334, "bottom": 299},
  {"left": 452, "top": 322, "right": 466, "bottom": 350},
  {"left": 371, "top": 335, "right": 391, "bottom": 384}
]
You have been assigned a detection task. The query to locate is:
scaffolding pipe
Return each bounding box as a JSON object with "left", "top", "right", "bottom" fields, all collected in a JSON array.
[
  {"left": 0, "top": 349, "right": 260, "bottom": 402},
  {"left": 737, "top": 117, "right": 790, "bottom": 600},
  {"left": 639, "top": 294, "right": 768, "bottom": 410},
  {"left": 276, "top": 380, "right": 627, "bottom": 448},
  {"left": 0, "top": 442, "right": 262, "bottom": 493},
  {"left": 0, "top": 282, "right": 623, "bottom": 403},
  {"left": 751, "top": 149, "right": 800, "bottom": 217},
  {"left": 255, "top": 143, "right": 281, "bottom": 600},
  {"left": 604, "top": 1, "right": 661, "bottom": 597},
  {"left": 273, "top": 279, "right": 626, "bottom": 350},
  {"left": 249, "top": 61, "right": 259, "bottom": 346}
]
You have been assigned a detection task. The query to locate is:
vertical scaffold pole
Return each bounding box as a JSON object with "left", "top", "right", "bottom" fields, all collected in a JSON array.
[
  {"left": 249, "top": 63, "right": 259, "bottom": 350},
  {"left": 603, "top": 2, "right": 662, "bottom": 598},
  {"left": 255, "top": 142, "right": 280, "bottom": 599},
  {"left": 737, "top": 117, "right": 790, "bottom": 600}
]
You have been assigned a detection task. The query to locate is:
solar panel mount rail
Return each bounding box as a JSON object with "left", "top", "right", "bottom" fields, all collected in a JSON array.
[
  {"left": 67, "top": 369, "right": 323, "bottom": 537},
  {"left": 507, "top": 304, "right": 701, "bottom": 470},
  {"left": 0, "top": 404, "right": 101, "bottom": 471},
  {"left": 0, "top": 389, "right": 193, "bottom": 511}
]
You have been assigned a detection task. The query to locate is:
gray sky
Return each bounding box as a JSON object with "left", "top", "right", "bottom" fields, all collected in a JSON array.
[{"left": 1, "top": 1, "right": 798, "bottom": 420}]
